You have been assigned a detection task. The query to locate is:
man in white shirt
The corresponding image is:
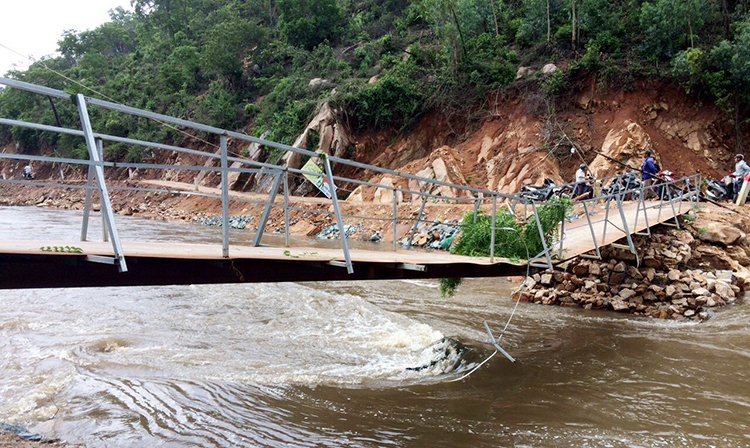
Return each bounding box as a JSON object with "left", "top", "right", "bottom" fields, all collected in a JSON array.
[
  {"left": 574, "top": 163, "right": 588, "bottom": 197},
  {"left": 732, "top": 154, "right": 750, "bottom": 201}
]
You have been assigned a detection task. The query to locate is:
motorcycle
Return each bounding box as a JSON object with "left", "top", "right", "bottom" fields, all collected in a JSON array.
[
  {"left": 653, "top": 170, "right": 676, "bottom": 199},
  {"left": 519, "top": 178, "right": 562, "bottom": 201},
  {"left": 705, "top": 176, "right": 732, "bottom": 201},
  {"left": 601, "top": 172, "right": 641, "bottom": 200}
]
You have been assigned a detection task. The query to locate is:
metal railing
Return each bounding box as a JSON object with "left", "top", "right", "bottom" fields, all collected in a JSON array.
[{"left": 0, "top": 77, "right": 701, "bottom": 276}]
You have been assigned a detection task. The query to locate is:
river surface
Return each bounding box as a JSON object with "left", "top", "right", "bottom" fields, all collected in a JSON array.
[{"left": 1, "top": 205, "right": 749, "bottom": 447}]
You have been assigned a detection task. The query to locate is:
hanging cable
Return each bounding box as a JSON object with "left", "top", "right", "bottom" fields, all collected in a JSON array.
[{"left": 449, "top": 223, "right": 534, "bottom": 382}]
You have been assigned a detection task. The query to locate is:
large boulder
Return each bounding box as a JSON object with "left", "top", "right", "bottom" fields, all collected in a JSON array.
[
  {"left": 516, "top": 66, "right": 533, "bottom": 79},
  {"left": 541, "top": 63, "right": 558, "bottom": 75},
  {"left": 282, "top": 102, "right": 351, "bottom": 170},
  {"left": 588, "top": 120, "right": 660, "bottom": 178},
  {"left": 698, "top": 222, "right": 745, "bottom": 246}
]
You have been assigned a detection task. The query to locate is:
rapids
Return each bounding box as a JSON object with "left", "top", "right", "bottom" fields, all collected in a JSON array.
[{"left": 1, "top": 206, "right": 749, "bottom": 447}]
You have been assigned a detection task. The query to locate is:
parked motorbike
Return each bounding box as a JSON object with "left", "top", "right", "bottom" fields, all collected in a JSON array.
[
  {"left": 601, "top": 172, "right": 641, "bottom": 200},
  {"left": 705, "top": 176, "right": 732, "bottom": 201},
  {"left": 653, "top": 170, "right": 676, "bottom": 199},
  {"left": 519, "top": 178, "right": 562, "bottom": 201}
]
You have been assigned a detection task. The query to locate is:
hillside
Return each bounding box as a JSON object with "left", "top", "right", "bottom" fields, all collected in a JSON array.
[{"left": 0, "top": 0, "right": 749, "bottom": 197}]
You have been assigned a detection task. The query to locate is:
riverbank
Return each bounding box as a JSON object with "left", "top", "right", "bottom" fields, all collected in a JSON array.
[
  {"left": 0, "top": 180, "right": 473, "bottom": 246},
  {"left": 514, "top": 206, "right": 750, "bottom": 321}
]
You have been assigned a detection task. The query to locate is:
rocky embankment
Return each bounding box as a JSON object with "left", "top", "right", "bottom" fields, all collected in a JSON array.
[{"left": 514, "top": 212, "right": 750, "bottom": 321}]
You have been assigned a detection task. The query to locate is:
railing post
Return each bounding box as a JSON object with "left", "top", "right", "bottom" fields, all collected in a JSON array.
[
  {"left": 408, "top": 195, "right": 428, "bottom": 249},
  {"left": 392, "top": 189, "right": 398, "bottom": 251},
  {"left": 601, "top": 197, "right": 611, "bottom": 244},
  {"left": 81, "top": 142, "right": 95, "bottom": 241},
  {"left": 75, "top": 94, "right": 127, "bottom": 272},
  {"left": 220, "top": 135, "right": 230, "bottom": 258},
  {"left": 530, "top": 201, "right": 553, "bottom": 270},
  {"left": 615, "top": 193, "right": 637, "bottom": 261},
  {"left": 676, "top": 180, "right": 685, "bottom": 215},
  {"left": 582, "top": 201, "right": 602, "bottom": 259},
  {"left": 667, "top": 179, "right": 680, "bottom": 229},
  {"left": 98, "top": 139, "right": 108, "bottom": 243},
  {"left": 283, "top": 168, "right": 290, "bottom": 248},
  {"left": 639, "top": 183, "right": 650, "bottom": 236},
  {"left": 490, "top": 195, "right": 497, "bottom": 262},
  {"left": 253, "top": 171, "right": 282, "bottom": 247},
  {"left": 695, "top": 174, "right": 701, "bottom": 213},
  {"left": 323, "top": 155, "right": 353, "bottom": 274}
]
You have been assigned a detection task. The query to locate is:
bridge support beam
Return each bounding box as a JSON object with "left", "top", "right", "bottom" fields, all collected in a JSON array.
[
  {"left": 75, "top": 94, "right": 127, "bottom": 273},
  {"left": 221, "top": 135, "right": 230, "bottom": 257},
  {"left": 323, "top": 155, "right": 353, "bottom": 274}
]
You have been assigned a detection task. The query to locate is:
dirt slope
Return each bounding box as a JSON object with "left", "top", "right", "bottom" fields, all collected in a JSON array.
[{"left": 347, "top": 79, "right": 734, "bottom": 197}]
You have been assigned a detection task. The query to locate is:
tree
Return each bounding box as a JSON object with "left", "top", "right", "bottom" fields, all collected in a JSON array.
[
  {"left": 639, "top": 0, "right": 718, "bottom": 59},
  {"left": 200, "top": 17, "right": 265, "bottom": 82},
  {"left": 278, "top": 0, "right": 343, "bottom": 50},
  {"left": 571, "top": 0, "right": 577, "bottom": 51},
  {"left": 547, "top": 0, "right": 552, "bottom": 42}
]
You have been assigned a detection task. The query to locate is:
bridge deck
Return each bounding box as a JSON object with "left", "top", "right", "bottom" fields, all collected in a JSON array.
[
  {"left": 0, "top": 200, "right": 689, "bottom": 289},
  {"left": 559, "top": 199, "right": 684, "bottom": 258}
]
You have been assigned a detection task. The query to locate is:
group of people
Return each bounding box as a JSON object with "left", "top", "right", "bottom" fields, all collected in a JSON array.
[{"left": 572, "top": 150, "right": 750, "bottom": 203}]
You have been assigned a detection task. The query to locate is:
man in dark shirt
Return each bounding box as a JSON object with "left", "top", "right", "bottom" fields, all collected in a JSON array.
[{"left": 641, "top": 150, "right": 657, "bottom": 198}]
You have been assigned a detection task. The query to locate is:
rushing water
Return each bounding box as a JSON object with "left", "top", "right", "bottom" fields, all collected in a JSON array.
[{"left": 1, "top": 206, "right": 749, "bottom": 447}]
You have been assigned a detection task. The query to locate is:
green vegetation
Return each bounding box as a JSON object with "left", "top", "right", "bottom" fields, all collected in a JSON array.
[
  {"left": 0, "top": 0, "right": 749, "bottom": 157},
  {"left": 439, "top": 277, "right": 463, "bottom": 298},
  {"left": 451, "top": 197, "right": 569, "bottom": 259},
  {"left": 439, "top": 197, "right": 570, "bottom": 296}
]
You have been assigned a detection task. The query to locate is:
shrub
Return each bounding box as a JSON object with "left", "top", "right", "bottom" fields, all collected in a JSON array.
[
  {"left": 451, "top": 197, "right": 570, "bottom": 259},
  {"left": 335, "top": 65, "right": 425, "bottom": 130}
]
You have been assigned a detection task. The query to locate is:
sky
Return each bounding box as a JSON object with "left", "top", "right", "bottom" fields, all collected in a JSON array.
[{"left": 0, "top": 0, "right": 132, "bottom": 76}]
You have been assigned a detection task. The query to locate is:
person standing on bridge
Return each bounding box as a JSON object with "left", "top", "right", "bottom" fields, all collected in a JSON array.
[
  {"left": 731, "top": 154, "right": 750, "bottom": 201},
  {"left": 641, "top": 150, "right": 657, "bottom": 198},
  {"left": 574, "top": 163, "right": 588, "bottom": 197}
]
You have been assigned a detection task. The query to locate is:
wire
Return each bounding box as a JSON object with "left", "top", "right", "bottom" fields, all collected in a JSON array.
[
  {"left": 449, "top": 225, "right": 533, "bottom": 382},
  {"left": 449, "top": 350, "right": 497, "bottom": 382}
]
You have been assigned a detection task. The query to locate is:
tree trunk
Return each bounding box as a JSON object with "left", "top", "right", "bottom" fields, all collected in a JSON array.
[
  {"left": 448, "top": 3, "right": 467, "bottom": 58},
  {"left": 547, "top": 0, "right": 552, "bottom": 43},
  {"left": 721, "top": 0, "right": 731, "bottom": 39},
  {"left": 571, "top": 0, "right": 577, "bottom": 51},
  {"left": 490, "top": 0, "right": 499, "bottom": 36}
]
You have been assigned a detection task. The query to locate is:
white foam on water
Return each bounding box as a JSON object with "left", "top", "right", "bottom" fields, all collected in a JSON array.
[{"left": 0, "top": 281, "right": 468, "bottom": 416}]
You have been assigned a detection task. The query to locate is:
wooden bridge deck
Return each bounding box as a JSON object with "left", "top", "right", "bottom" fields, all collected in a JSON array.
[{"left": 0, "top": 199, "right": 691, "bottom": 289}]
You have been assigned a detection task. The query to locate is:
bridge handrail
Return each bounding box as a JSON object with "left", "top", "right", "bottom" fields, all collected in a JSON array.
[{"left": 0, "top": 76, "right": 702, "bottom": 276}]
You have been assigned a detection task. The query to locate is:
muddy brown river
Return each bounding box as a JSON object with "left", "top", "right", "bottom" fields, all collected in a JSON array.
[{"left": 1, "top": 206, "right": 749, "bottom": 447}]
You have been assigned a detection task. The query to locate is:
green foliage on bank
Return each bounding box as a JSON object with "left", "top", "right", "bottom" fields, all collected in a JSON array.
[
  {"left": 452, "top": 197, "right": 569, "bottom": 259},
  {"left": 0, "top": 0, "right": 749, "bottom": 157},
  {"left": 440, "top": 197, "right": 570, "bottom": 297}
]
